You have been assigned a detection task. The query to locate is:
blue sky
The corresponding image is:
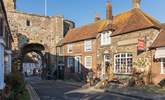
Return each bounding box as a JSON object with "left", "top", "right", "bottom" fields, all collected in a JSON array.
[{"left": 16, "top": 0, "right": 165, "bottom": 27}]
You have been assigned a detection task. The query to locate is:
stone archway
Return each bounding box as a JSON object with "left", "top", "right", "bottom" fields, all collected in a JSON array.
[{"left": 20, "top": 43, "right": 47, "bottom": 77}]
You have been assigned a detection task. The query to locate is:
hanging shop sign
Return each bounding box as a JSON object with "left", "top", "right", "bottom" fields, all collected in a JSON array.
[{"left": 137, "top": 39, "right": 145, "bottom": 51}]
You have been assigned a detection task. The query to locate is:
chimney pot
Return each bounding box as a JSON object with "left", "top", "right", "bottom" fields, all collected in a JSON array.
[
  {"left": 133, "top": 0, "right": 141, "bottom": 9},
  {"left": 95, "top": 13, "right": 101, "bottom": 22}
]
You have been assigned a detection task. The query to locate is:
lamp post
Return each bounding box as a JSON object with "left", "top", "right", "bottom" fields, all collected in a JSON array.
[{"left": 44, "top": 0, "right": 47, "bottom": 16}]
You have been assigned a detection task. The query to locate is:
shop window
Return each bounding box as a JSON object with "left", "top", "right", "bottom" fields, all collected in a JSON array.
[
  {"left": 114, "top": 53, "right": 133, "bottom": 74},
  {"left": 85, "top": 56, "right": 92, "bottom": 69},
  {"left": 161, "top": 58, "right": 165, "bottom": 74}
]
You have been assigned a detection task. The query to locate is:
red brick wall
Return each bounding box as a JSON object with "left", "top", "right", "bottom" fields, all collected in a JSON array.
[
  {"left": 63, "top": 39, "right": 98, "bottom": 80},
  {"left": 152, "top": 60, "right": 165, "bottom": 84}
]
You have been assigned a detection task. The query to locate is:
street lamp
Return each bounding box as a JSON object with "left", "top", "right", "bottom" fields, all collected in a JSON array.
[{"left": 44, "top": 0, "right": 47, "bottom": 16}]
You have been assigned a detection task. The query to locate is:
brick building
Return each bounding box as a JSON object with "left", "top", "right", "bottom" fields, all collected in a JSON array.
[
  {"left": 97, "top": 0, "right": 165, "bottom": 84},
  {"left": 58, "top": 0, "right": 165, "bottom": 84},
  {"left": 150, "top": 24, "right": 165, "bottom": 84},
  {"left": 62, "top": 20, "right": 109, "bottom": 80}
]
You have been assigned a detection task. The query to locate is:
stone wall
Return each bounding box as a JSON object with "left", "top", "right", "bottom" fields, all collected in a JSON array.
[
  {"left": 96, "top": 34, "right": 112, "bottom": 80},
  {"left": 6, "top": 10, "right": 64, "bottom": 68},
  {"left": 110, "top": 28, "right": 160, "bottom": 82},
  {"left": 3, "top": 0, "right": 16, "bottom": 11}
]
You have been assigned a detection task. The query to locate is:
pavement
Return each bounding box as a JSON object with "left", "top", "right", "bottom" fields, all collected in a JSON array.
[
  {"left": 26, "top": 76, "right": 41, "bottom": 100},
  {"left": 26, "top": 84, "right": 40, "bottom": 100},
  {"left": 105, "top": 87, "right": 165, "bottom": 100},
  {"left": 25, "top": 76, "right": 141, "bottom": 100}
]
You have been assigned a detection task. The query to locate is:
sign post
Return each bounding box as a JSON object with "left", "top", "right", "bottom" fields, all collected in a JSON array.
[{"left": 44, "top": 0, "right": 47, "bottom": 16}]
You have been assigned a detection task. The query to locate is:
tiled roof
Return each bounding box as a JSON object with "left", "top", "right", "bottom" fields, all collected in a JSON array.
[
  {"left": 150, "top": 24, "right": 165, "bottom": 49},
  {"left": 63, "top": 10, "right": 132, "bottom": 44},
  {"left": 111, "top": 9, "right": 161, "bottom": 36},
  {"left": 63, "top": 8, "right": 161, "bottom": 44},
  {"left": 63, "top": 20, "right": 109, "bottom": 44}
]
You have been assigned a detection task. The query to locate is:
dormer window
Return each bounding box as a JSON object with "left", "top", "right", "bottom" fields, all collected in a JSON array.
[
  {"left": 26, "top": 20, "right": 31, "bottom": 26},
  {"left": 101, "top": 31, "right": 111, "bottom": 46}
]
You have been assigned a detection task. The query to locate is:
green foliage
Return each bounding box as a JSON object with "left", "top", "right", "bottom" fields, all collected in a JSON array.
[
  {"left": 159, "top": 78, "right": 165, "bottom": 87},
  {"left": 4, "top": 70, "right": 28, "bottom": 100},
  {"left": 19, "top": 89, "right": 30, "bottom": 100},
  {"left": 133, "top": 57, "right": 148, "bottom": 68}
]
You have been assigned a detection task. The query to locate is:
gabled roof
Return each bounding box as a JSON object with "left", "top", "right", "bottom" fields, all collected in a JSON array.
[
  {"left": 111, "top": 8, "right": 161, "bottom": 36},
  {"left": 63, "top": 8, "right": 161, "bottom": 44},
  {"left": 63, "top": 10, "right": 132, "bottom": 44},
  {"left": 150, "top": 24, "right": 165, "bottom": 49}
]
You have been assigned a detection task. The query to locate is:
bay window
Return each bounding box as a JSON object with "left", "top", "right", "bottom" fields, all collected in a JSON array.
[{"left": 114, "top": 53, "right": 133, "bottom": 74}]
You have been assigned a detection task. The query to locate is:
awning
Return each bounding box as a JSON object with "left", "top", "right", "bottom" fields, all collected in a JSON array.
[{"left": 155, "top": 47, "right": 165, "bottom": 58}]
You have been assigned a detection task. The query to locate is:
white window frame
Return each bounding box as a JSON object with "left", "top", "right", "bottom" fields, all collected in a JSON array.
[
  {"left": 161, "top": 58, "right": 165, "bottom": 74},
  {"left": 67, "top": 44, "right": 73, "bottom": 53},
  {"left": 114, "top": 53, "right": 133, "bottom": 74},
  {"left": 84, "top": 56, "right": 92, "bottom": 69},
  {"left": 84, "top": 40, "right": 92, "bottom": 52},
  {"left": 101, "top": 31, "right": 111, "bottom": 46}
]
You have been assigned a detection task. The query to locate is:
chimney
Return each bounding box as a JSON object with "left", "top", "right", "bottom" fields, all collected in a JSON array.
[
  {"left": 106, "top": 0, "right": 112, "bottom": 21},
  {"left": 95, "top": 13, "right": 101, "bottom": 22},
  {"left": 132, "top": 0, "right": 141, "bottom": 9}
]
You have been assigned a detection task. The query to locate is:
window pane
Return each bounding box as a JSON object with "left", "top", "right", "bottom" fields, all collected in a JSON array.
[
  {"left": 121, "top": 54, "right": 125, "bottom": 57},
  {"left": 114, "top": 53, "right": 132, "bottom": 73},
  {"left": 85, "top": 40, "right": 92, "bottom": 52},
  {"left": 85, "top": 56, "right": 92, "bottom": 69},
  {"left": 162, "top": 58, "right": 165, "bottom": 74},
  {"left": 67, "top": 44, "right": 72, "bottom": 53}
]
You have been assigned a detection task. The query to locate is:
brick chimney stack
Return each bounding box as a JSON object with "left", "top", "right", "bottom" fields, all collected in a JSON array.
[
  {"left": 106, "top": 0, "right": 112, "bottom": 21},
  {"left": 133, "top": 0, "right": 141, "bottom": 9}
]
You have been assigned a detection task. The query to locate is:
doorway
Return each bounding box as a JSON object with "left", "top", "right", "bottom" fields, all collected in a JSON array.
[
  {"left": 58, "top": 64, "right": 64, "bottom": 80},
  {"left": 74, "top": 56, "right": 81, "bottom": 73},
  {"left": 101, "top": 54, "right": 110, "bottom": 80}
]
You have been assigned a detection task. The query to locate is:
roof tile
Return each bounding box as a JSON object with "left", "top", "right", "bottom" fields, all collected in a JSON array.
[
  {"left": 63, "top": 9, "right": 161, "bottom": 44},
  {"left": 151, "top": 24, "right": 165, "bottom": 49}
]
